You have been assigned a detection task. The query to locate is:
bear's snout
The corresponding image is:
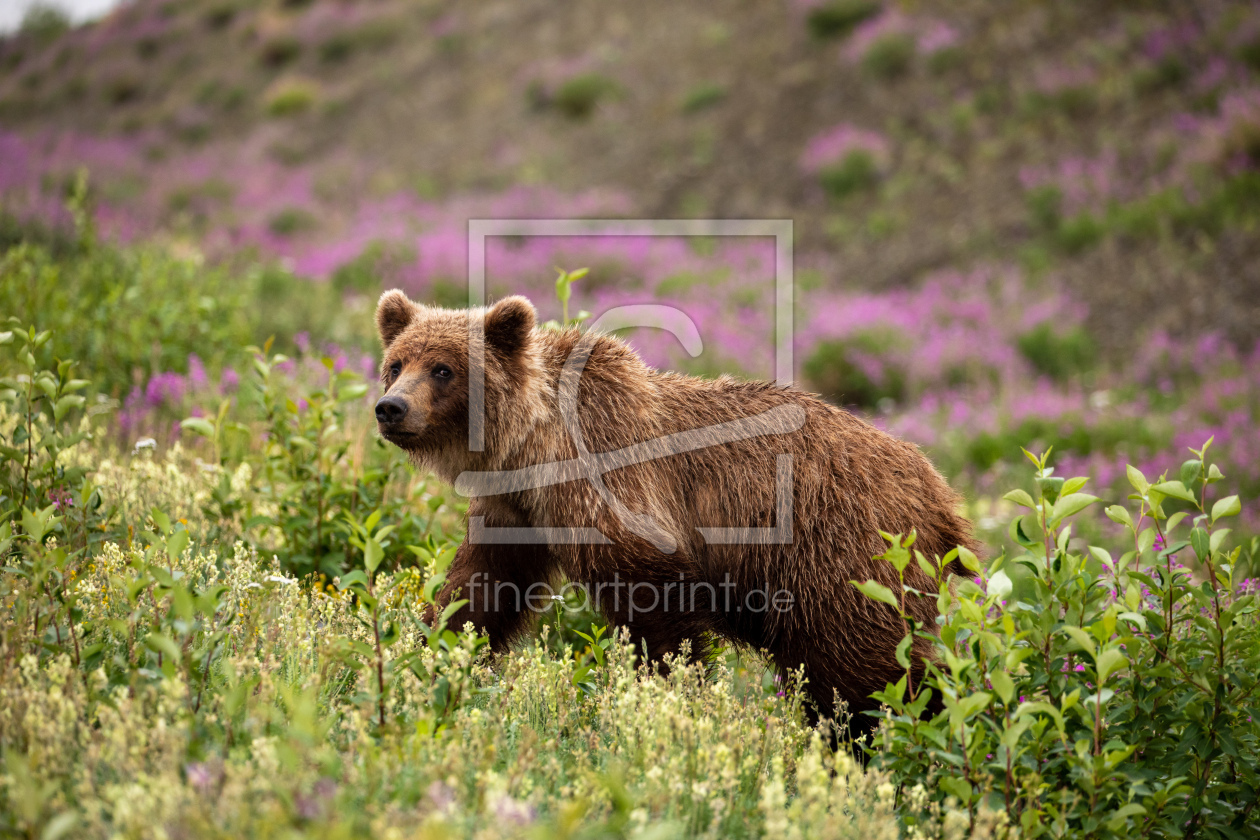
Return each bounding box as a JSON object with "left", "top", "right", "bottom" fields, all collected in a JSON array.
[{"left": 375, "top": 395, "right": 409, "bottom": 425}]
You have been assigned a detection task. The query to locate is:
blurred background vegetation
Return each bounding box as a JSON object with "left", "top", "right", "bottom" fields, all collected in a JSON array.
[{"left": 1, "top": 0, "right": 1257, "bottom": 549}]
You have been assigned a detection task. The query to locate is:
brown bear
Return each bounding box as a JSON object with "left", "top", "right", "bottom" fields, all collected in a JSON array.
[{"left": 373, "top": 289, "right": 979, "bottom": 729}]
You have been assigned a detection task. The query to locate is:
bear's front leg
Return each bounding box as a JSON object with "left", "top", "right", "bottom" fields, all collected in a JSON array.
[{"left": 432, "top": 510, "right": 554, "bottom": 654}]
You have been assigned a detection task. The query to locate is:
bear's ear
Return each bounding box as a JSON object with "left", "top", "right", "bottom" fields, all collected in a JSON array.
[
  {"left": 376, "top": 289, "right": 416, "bottom": 347},
  {"left": 484, "top": 296, "right": 536, "bottom": 357}
]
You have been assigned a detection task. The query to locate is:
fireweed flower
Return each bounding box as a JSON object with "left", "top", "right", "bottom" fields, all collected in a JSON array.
[
  {"left": 145, "top": 372, "right": 187, "bottom": 408},
  {"left": 798, "top": 124, "right": 891, "bottom": 176},
  {"left": 187, "top": 353, "right": 208, "bottom": 390}
]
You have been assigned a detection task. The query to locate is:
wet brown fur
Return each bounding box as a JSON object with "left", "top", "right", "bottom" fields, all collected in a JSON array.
[{"left": 375, "top": 290, "right": 981, "bottom": 722}]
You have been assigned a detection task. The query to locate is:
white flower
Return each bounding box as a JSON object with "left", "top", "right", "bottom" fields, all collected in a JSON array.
[{"left": 132, "top": 437, "right": 157, "bottom": 454}]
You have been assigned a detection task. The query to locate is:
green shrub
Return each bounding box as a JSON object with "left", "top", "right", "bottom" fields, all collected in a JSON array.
[
  {"left": 19, "top": 3, "right": 70, "bottom": 43},
  {"left": 1133, "top": 56, "right": 1189, "bottom": 95},
  {"left": 681, "top": 82, "right": 726, "bottom": 114},
  {"left": 0, "top": 208, "right": 371, "bottom": 401},
  {"left": 317, "top": 32, "right": 355, "bottom": 63},
  {"left": 265, "top": 79, "right": 318, "bottom": 117},
  {"left": 803, "top": 330, "right": 905, "bottom": 408},
  {"left": 862, "top": 34, "right": 915, "bottom": 80},
  {"left": 318, "top": 19, "right": 397, "bottom": 63},
  {"left": 103, "top": 75, "right": 142, "bottom": 106},
  {"left": 1055, "top": 212, "right": 1105, "bottom": 254},
  {"left": 1017, "top": 323, "right": 1097, "bottom": 382},
  {"left": 805, "top": 0, "right": 881, "bottom": 40},
  {"left": 1237, "top": 37, "right": 1260, "bottom": 72},
  {"left": 552, "top": 73, "right": 617, "bottom": 119},
  {"left": 203, "top": 1, "right": 237, "bottom": 30},
  {"left": 0, "top": 322, "right": 92, "bottom": 523},
  {"left": 267, "top": 207, "right": 317, "bottom": 237},
  {"left": 259, "top": 35, "right": 302, "bottom": 68},
  {"left": 818, "top": 149, "right": 881, "bottom": 200},
  {"left": 329, "top": 241, "right": 419, "bottom": 297},
  {"left": 1024, "top": 86, "right": 1098, "bottom": 121},
  {"left": 927, "top": 46, "right": 964, "bottom": 75},
  {"left": 860, "top": 445, "right": 1259, "bottom": 838}
]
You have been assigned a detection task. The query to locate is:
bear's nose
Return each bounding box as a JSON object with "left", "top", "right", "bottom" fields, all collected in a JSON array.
[{"left": 375, "top": 395, "right": 409, "bottom": 424}]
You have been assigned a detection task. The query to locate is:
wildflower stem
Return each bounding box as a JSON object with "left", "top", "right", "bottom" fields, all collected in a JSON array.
[{"left": 19, "top": 373, "right": 33, "bottom": 514}]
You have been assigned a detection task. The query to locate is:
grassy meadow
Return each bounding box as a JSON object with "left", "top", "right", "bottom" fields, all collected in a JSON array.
[{"left": 3, "top": 0, "right": 1260, "bottom": 837}]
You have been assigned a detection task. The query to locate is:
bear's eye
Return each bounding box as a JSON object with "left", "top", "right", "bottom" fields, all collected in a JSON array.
[
  {"left": 432, "top": 364, "right": 453, "bottom": 380},
  {"left": 389, "top": 361, "right": 402, "bottom": 379}
]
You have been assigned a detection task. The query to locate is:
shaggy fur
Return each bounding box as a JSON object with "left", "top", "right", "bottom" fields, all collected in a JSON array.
[{"left": 374, "top": 290, "right": 980, "bottom": 724}]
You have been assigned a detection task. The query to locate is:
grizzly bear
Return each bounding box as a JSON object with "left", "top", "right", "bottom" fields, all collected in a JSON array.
[{"left": 374, "top": 290, "right": 979, "bottom": 730}]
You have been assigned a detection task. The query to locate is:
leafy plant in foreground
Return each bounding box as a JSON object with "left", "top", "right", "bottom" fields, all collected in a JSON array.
[
  {"left": 330, "top": 510, "right": 487, "bottom": 731},
  {"left": 857, "top": 444, "right": 1259, "bottom": 838}
]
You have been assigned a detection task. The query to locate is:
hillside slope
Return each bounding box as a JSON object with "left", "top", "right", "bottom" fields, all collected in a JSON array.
[{"left": 2, "top": 0, "right": 1259, "bottom": 349}]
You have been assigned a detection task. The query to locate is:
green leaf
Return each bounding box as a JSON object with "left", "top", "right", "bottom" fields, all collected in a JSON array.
[
  {"left": 439, "top": 599, "right": 468, "bottom": 624},
  {"left": 1152, "top": 481, "right": 1197, "bottom": 503},
  {"left": 1126, "top": 464, "right": 1150, "bottom": 495},
  {"left": 40, "top": 811, "right": 78, "bottom": 840},
  {"left": 1014, "top": 700, "right": 1064, "bottom": 731},
  {"left": 940, "top": 777, "right": 972, "bottom": 803},
  {"left": 180, "top": 417, "right": 216, "bottom": 438},
  {"left": 144, "top": 632, "right": 182, "bottom": 663},
  {"left": 1052, "top": 492, "right": 1098, "bottom": 522},
  {"left": 1108, "top": 506, "right": 1139, "bottom": 526},
  {"left": 1002, "top": 489, "right": 1036, "bottom": 509},
  {"left": 1211, "top": 495, "right": 1240, "bottom": 523},
  {"left": 987, "top": 569, "right": 1012, "bottom": 601},
  {"left": 1009, "top": 514, "right": 1040, "bottom": 550},
  {"left": 915, "top": 551, "right": 938, "bottom": 579},
  {"left": 894, "top": 634, "right": 913, "bottom": 670},
  {"left": 1062, "top": 625, "right": 1096, "bottom": 656},
  {"left": 956, "top": 545, "right": 982, "bottom": 575},
  {"left": 1105, "top": 803, "right": 1146, "bottom": 832},
  {"left": 53, "top": 394, "right": 84, "bottom": 421},
  {"left": 21, "top": 507, "right": 51, "bottom": 543},
  {"left": 364, "top": 538, "right": 384, "bottom": 575},
  {"left": 379, "top": 620, "right": 400, "bottom": 648},
  {"left": 338, "top": 570, "right": 370, "bottom": 591},
  {"left": 35, "top": 374, "right": 57, "bottom": 400},
  {"left": 338, "top": 382, "right": 369, "bottom": 402},
  {"left": 990, "top": 669, "right": 1015, "bottom": 705},
  {"left": 1060, "top": 476, "right": 1089, "bottom": 496},
  {"left": 1190, "top": 527, "right": 1210, "bottom": 560},
  {"left": 166, "top": 528, "right": 190, "bottom": 563},
  {"left": 151, "top": 508, "right": 171, "bottom": 536},
  {"left": 850, "top": 579, "right": 899, "bottom": 609},
  {"left": 1096, "top": 648, "right": 1127, "bottom": 683},
  {"left": 955, "top": 691, "right": 992, "bottom": 720}
]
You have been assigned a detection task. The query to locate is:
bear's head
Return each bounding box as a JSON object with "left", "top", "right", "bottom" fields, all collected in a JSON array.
[{"left": 374, "top": 290, "right": 549, "bottom": 481}]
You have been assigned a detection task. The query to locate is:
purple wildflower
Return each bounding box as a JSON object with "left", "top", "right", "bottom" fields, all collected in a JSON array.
[
  {"left": 144, "top": 372, "right": 186, "bottom": 407},
  {"left": 187, "top": 353, "right": 207, "bottom": 390}
]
